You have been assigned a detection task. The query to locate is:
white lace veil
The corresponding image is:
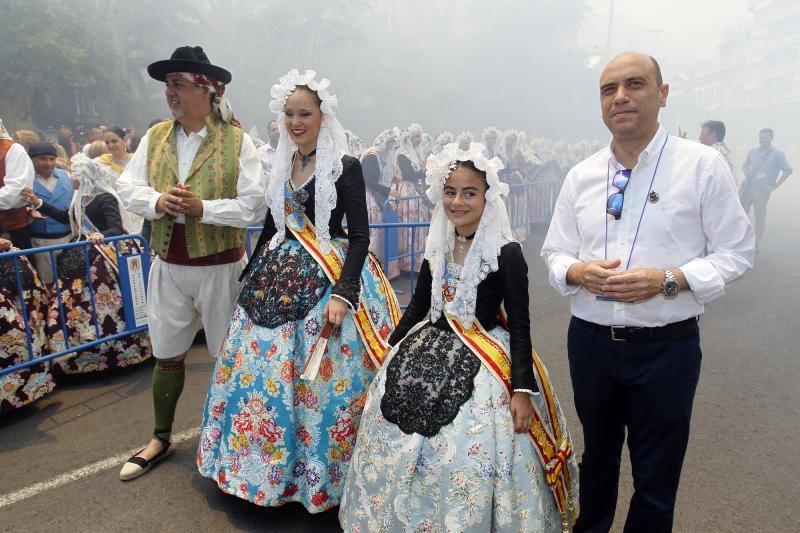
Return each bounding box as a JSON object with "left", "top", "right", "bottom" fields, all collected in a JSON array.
[
  {"left": 424, "top": 142, "right": 514, "bottom": 326},
  {"left": 362, "top": 127, "right": 401, "bottom": 188},
  {"left": 401, "top": 123, "right": 425, "bottom": 171},
  {"left": 481, "top": 127, "right": 503, "bottom": 159},
  {"left": 69, "top": 153, "right": 128, "bottom": 236},
  {"left": 265, "top": 69, "right": 348, "bottom": 253}
]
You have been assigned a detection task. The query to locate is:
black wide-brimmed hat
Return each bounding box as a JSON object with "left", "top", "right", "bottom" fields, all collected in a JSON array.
[{"left": 147, "top": 46, "right": 232, "bottom": 84}]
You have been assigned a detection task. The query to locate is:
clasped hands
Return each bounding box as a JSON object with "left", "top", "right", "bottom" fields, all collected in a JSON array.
[
  {"left": 568, "top": 258, "right": 666, "bottom": 303},
  {"left": 155, "top": 184, "right": 203, "bottom": 218}
]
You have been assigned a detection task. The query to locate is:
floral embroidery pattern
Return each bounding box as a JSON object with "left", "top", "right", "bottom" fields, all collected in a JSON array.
[{"left": 198, "top": 237, "right": 398, "bottom": 513}]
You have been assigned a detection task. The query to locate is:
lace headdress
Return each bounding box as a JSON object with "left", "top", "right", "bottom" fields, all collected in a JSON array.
[
  {"left": 424, "top": 142, "right": 514, "bottom": 326},
  {"left": 69, "top": 153, "right": 127, "bottom": 236},
  {"left": 481, "top": 127, "right": 504, "bottom": 159},
  {"left": 265, "top": 69, "right": 348, "bottom": 253},
  {"left": 362, "top": 127, "right": 402, "bottom": 188}
]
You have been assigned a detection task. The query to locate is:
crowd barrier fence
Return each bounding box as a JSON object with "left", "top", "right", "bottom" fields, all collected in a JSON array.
[
  {"left": 1, "top": 180, "right": 561, "bottom": 377},
  {"left": 0, "top": 234, "right": 150, "bottom": 377}
]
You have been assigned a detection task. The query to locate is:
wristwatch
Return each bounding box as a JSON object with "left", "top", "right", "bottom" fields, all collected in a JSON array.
[{"left": 661, "top": 270, "right": 680, "bottom": 296}]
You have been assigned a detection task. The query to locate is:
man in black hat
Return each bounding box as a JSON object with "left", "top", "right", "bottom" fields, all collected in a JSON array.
[{"left": 117, "top": 46, "right": 266, "bottom": 480}]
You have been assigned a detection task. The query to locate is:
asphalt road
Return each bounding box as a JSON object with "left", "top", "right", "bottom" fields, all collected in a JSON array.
[{"left": 1, "top": 180, "right": 798, "bottom": 532}]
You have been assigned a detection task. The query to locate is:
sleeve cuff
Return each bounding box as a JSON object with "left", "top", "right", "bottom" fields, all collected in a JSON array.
[
  {"left": 513, "top": 388, "right": 540, "bottom": 396},
  {"left": 331, "top": 278, "right": 361, "bottom": 310},
  {"left": 148, "top": 193, "right": 165, "bottom": 219},
  {"left": 200, "top": 200, "right": 213, "bottom": 224},
  {"left": 549, "top": 256, "right": 582, "bottom": 296},
  {"left": 330, "top": 293, "right": 356, "bottom": 311},
  {"left": 679, "top": 257, "right": 726, "bottom": 304}
]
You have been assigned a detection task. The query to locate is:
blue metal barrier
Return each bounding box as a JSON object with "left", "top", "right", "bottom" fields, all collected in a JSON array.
[{"left": 0, "top": 234, "right": 150, "bottom": 376}]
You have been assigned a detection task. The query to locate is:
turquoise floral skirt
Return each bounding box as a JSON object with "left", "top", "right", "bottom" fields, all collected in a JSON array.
[{"left": 197, "top": 238, "right": 396, "bottom": 513}]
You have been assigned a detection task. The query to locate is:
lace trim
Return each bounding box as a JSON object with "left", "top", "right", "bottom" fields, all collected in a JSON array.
[
  {"left": 331, "top": 278, "right": 361, "bottom": 310},
  {"left": 381, "top": 324, "right": 481, "bottom": 438}
]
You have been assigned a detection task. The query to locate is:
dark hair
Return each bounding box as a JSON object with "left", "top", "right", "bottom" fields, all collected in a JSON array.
[
  {"left": 107, "top": 126, "right": 126, "bottom": 140},
  {"left": 760, "top": 128, "right": 774, "bottom": 137},
  {"left": 291, "top": 85, "right": 323, "bottom": 107},
  {"left": 128, "top": 135, "right": 142, "bottom": 153},
  {"left": 649, "top": 55, "right": 663, "bottom": 86},
  {"left": 452, "top": 160, "right": 489, "bottom": 189},
  {"left": 701, "top": 120, "right": 726, "bottom": 141}
]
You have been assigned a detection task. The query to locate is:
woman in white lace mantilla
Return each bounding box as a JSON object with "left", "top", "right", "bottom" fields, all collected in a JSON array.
[
  {"left": 340, "top": 142, "right": 578, "bottom": 532},
  {"left": 197, "top": 70, "right": 399, "bottom": 513}
]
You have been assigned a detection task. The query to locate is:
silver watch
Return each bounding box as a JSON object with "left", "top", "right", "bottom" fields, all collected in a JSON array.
[{"left": 662, "top": 270, "right": 680, "bottom": 296}]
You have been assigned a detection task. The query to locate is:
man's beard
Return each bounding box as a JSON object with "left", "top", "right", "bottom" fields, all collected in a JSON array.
[{"left": 169, "top": 102, "right": 185, "bottom": 119}]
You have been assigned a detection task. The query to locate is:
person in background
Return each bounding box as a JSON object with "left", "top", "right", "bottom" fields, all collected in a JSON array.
[
  {"left": 87, "top": 140, "right": 110, "bottom": 159},
  {"left": 21, "top": 142, "right": 74, "bottom": 283},
  {"left": 12, "top": 130, "right": 40, "bottom": 151},
  {"left": 257, "top": 119, "right": 280, "bottom": 180},
  {"left": 698, "top": 120, "right": 733, "bottom": 171},
  {"left": 96, "top": 126, "right": 141, "bottom": 233},
  {"left": 740, "top": 128, "right": 793, "bottom": 246},
  {"left": 81, "top": 127, "right": 104, "bottom": 156},
  {"left": 0, "top": 119, "right": 35, "bottom": 249}
]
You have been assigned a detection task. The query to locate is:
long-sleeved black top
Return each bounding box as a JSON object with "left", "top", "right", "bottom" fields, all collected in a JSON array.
[
  {"left": 243, "top": 155, "right": 370, "bottom": 307},
  {"left": 38, "top": 192, "right": 125, "bottom": 237},
  {"left": 387, "top": 241, "right": 536, "bottom": 391}
]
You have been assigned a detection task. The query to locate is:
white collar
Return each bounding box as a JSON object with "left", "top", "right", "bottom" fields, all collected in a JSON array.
[
  {"left": 608, "top": 124, "right": 668, "bottom": 168},
  {"left": 177, "top": 125, "right": 208, "bottom": 140}
]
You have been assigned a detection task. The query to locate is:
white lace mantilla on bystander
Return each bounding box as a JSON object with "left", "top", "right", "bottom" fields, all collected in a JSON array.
[
  {"left": 265, "top": 69, "right": 347, "bottom": 253},
  {"left": 424, "top": 142, "right": 515, "bottom": 326}
]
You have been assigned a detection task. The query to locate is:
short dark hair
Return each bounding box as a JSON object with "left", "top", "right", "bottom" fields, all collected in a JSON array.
[
  {"left": 649, "top": 55, "right": 663, "bottom": 86},
  {"left": 760, "top": 128, "right": 774, "bottom": 137},
  {"left": 702, "top": 120, "right": 726, "bottom": 141}
]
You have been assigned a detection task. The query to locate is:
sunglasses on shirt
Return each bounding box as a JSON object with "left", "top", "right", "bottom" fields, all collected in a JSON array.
[{"left": 606, "top": 169, "right": 631, "bottom": 219}]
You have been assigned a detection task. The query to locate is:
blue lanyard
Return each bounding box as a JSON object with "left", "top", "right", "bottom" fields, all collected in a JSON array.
[{"left": 604, "top": 135, "right": 669, "bottom": 270}]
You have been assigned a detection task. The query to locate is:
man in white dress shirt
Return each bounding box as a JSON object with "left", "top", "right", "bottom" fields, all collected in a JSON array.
[
  {"left": 0, "top": 118, "right": 35, "bottom": 249},
  {"left": 541, "top": 52, "right": 754, "bottom": 532},
  {"left": 116, "top": 46, "right": 265, "bottom": 480}
]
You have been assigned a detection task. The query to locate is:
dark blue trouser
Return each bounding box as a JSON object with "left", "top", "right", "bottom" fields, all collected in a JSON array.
[{"left": 568, "top": 317, "right": 702, "bottom": 533}]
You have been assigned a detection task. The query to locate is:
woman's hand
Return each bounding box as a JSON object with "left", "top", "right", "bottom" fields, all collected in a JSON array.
[
  {"left": 87, "top": 232, "right": 104, "bottom": 244},
  {"left": 21, "top": 187, "right": 40, "bottom": 207},
  {"left": 510, "top": 392, "right": 534, "bottom": 434},
  {"left": 323, "top": 297, "right": 349, "bottom": 326}
]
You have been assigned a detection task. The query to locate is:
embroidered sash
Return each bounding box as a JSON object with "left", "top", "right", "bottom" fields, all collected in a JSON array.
[
  {"left": 445, "top": 314, "right": 576, "bottom": 531},
  {"left": 282, "top": 186, "right": 400, "bottom": 368}
]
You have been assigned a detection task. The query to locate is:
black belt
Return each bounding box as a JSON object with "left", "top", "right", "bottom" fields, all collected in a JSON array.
[{"left": 573, "top": 316, "right": 699, "bottom": 342}]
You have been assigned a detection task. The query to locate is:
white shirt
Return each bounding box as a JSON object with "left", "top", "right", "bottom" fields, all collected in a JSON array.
[
  {"left": 541, "top": 125, "right": 755, "bottom": 327},
  {"left": 0, "top": 142, "right": 35, "bottom": 209},
  {"left": 257, "top": 143, "right": 277, "bottom": 194},
  {"left": 117, "top": 124, "right": 266, "bottom": 227}
]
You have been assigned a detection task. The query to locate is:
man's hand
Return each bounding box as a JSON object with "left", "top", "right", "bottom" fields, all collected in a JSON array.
[
  {"left": 601, "top": 268, "right": 666, "bottom": 302},
  {"left": 27, "top": 207, "right": 45, "bottom": 220},
  {"left": 21, "top": 187, "right": 40, "bottom": 207},
  {"left": 567, "top": 259, "right": 622, "bottom": 295},
  {"left": 155, "top": 193, "right": 183, "bottom": 217},
  {"left": 510, "top": 392, "right": 534, "bottom": 433},
  {"left": 0, "top": 238, "right": 12, "bottom": 252},
  {"left": 169, "top": 184, "right": 204, "bottom": 218}
]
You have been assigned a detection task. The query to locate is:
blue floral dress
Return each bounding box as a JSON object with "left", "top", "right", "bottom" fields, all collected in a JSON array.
[{"left": 198, "top": 179, "right": 398, "bottom": 513}]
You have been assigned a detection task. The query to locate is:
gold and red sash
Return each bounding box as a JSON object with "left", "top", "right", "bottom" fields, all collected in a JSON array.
[
  {"left": 287, "top": 214, "right": 400, "bottom": 369},
  {"left": 446, "top": 313, "right": 575, "bottom": 531}
]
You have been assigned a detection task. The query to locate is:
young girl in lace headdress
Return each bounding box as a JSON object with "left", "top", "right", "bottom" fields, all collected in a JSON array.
[
  {"left": 340, "top": 142, "right": 578, "bottom": 532},
  {"left": 197, "top": 70, "right": 399, "bottom": 513}
]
